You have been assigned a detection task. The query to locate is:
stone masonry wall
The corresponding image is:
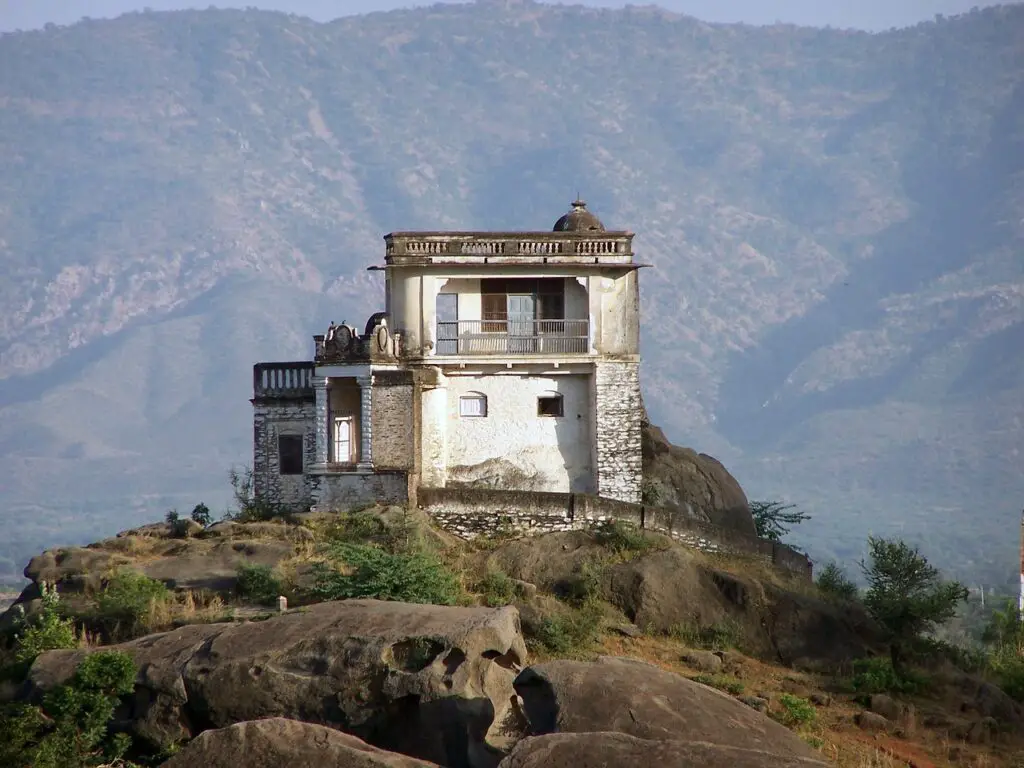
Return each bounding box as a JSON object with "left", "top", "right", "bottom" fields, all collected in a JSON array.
[
  {"left": 253, "top": 399, "right": 316, "bottom": 509},
  {"left": 371, "top": 370, "right": 415, "bottom": 470},
  {"left": 419, "top": 486, "right": 812, "bottom": 578},
  {"left": 593, "top": 361, "right": 642, "bottom": 504},
  {"left": 309, "top": 471, "right": 408, "bottom": 512}
]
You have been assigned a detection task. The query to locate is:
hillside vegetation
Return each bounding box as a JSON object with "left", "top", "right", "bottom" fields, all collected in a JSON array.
[{"left": 0, "top": 2, "right": 1020, "bottom": 587}]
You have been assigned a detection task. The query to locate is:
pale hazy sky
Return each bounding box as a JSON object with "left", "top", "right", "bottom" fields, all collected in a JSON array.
[{"left": 0, "top": 0, "right": 1011, "bottom": 33}]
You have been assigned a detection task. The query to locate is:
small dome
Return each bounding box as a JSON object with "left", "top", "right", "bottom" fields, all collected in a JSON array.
[{"left": 553, "top": 199, "right": 605, "bottom": 233}]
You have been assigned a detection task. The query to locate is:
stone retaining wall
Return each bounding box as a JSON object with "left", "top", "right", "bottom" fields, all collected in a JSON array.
[{"left": 418, "top": 486, "right": 812, "bottom": 578}]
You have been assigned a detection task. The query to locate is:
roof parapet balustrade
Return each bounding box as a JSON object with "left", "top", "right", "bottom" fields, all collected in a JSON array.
[
  {"left": 253, "top": 362, "right": 315, "bottom": 400},
  {"left": 384, "top": 232, "right": 635, "bottom": 266}
]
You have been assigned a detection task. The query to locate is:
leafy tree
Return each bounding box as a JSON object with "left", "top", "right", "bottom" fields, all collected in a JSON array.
[
  {"left": 310, "top": 543, "right": 462, "bottom": 605},
  {"left": 859, "top": 536, "right": 968, "bottom": 674},
  {"left": 750, "top": 500, "right": 810, "bottom": 542},
  {"left": 815, "top": 562, "right": 859, "bottom": 602},
  {"left": 190, "top": 502, "right": 212, "bottom": 527}
]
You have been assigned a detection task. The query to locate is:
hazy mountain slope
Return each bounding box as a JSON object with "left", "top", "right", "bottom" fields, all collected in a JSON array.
[{"left": 0, "top": 3, "right": 1020, "bottom": 586}]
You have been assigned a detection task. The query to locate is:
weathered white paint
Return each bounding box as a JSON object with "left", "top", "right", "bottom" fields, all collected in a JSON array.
[
  {"left": 442, "top": 372, "right": 594, "bottom": 493},
  {"left": 419, "top": 371, "right": 449, "bottom": 487}
]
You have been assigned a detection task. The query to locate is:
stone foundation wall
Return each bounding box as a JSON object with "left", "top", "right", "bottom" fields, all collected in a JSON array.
[
  {"left": 419, "top": 486, "right": 812, "bottom": 578},
  {"left": 253, "top": 399, "right": 316, "bottom": 509},
  {"left": 593, "top": 361, "right": 642, "bottom": 504},
  {"left": 309, "top": 471, "right": 408, "bottom": 512}
]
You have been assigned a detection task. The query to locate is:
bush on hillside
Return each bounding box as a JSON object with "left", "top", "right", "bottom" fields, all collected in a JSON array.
[
  {"left": 13, "top": 584, "right": 78, "bottom": 666},
  {"left": 310, "top": 543, "right": 462, "bottom": 605},
  {"left": 0, "top": 650, "right": 136, "bottom": 768},
  {"left": 815, "top": 562, "right": 859, "bottom": 602},
  {"left": 235, "top": 563, "right": 282, "bottom": 605},
  {"left": 95, "top": 570, "right": 172, "bottom": 631}
]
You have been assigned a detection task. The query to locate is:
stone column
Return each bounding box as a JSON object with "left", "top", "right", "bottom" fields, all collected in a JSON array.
[
  {"left": 357, "top": 374, "right": 373, "bottom": 471},
  {"left": 312, "top": 376, "right": 329, "bottom": 467}
]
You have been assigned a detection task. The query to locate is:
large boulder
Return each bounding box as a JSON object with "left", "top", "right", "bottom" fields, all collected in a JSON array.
[
  {"left": 159, "top": 718, "right": 440, "bottom": 768},
  {"left": 499, "top": 732, "right": 827, "bottom": 768},
  {"left": 28, "top": 599, "right": 528, "bottom": 768},
  {"left": 604, "top": 548, "right": 879, "bottom": 664},
  {"left": 512, "top": 656, "right": 826, "bottom": 765},
  {"left": 642, "top": 420, "right": 756, "bottom": 535}
]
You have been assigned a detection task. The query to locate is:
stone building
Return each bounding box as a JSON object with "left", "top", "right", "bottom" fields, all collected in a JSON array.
[{"left": 251, "top": 200, "right": 644, "bottom": 512}]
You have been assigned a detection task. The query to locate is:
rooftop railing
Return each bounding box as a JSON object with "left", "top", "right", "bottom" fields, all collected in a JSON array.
[{"left": 253, "top": 362, "right": 315, "bottom": 399}]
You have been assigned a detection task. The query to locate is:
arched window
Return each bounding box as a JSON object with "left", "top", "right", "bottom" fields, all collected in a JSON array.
[
  {"left": 537, "top": 391, "right": 563, "bottom": 417},
  {"left": 459, "top": 392, "right": 487, "bottom": 417}
]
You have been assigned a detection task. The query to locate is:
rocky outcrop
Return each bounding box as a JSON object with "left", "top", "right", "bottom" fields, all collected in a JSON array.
[
  {"left": 499, "top": 732, "right": 826, "bottom": 768},
  {"left": 159, "top": 718, "right": 440, "bottom": 768},
  {"left": 507, "top": 656, "right": 827, "bottom": 766},
  {"left": 604, "top": 547, "right": 880, "bottom": 664},
  {"left": 642, "top": 418, "right": 755, "bottom": 535},
  {"left": 27, "top": 599, "right": 528, "bottom": 768}
]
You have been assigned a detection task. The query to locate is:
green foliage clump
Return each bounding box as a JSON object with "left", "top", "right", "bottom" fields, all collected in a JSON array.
[
  {"left": 0, "top": 650, "right": 136, "bottom": 768},
  {"left": 590, "top": 519, "right": 657, "bottom": 557},
  {"left": 228, "top": 466, "right": 281, "bottom": 522},
  {"left": 774, "top": 694, "right": 817, "bottom": 729},
  {"left": 190, "top": 503, "right": 212, "bottom": 527},
  {"left": 981, "top": 599, "right": 1024, "bottom": 701},
  {"left": 531, "top": 602, "right": 603, "bottom": 655},
  {"left": 311, "top": 543, "right": 462, "bottom": 605},
  {"left": 475, "top": 568, "right": 519, "bottom": 607},
  {"left": 688, "top": 673, "right": 745, "bottom": 695},
  {"left": 559, "top": 560, "right": 604, "bottom": 607},
  {"left": 860, "top": 536, "right": 968, "bottom": 674},
  {"left": 13, "top": 584, "right": 78, "bottom": 665},
  {"left": 95, "top": 570, "right": 171, "bottom": 628},
  {"left": 750, "top": 500, "right": 811, "bottom": 542},
  {"left": 815, "top": 562, "right": 859, "bottom": 602},
  {"left": 235, "top": 563, "right": 282, "bottom": 605},
  {"left": 847, "top": 657, "right": 925, "bottom": 695}
]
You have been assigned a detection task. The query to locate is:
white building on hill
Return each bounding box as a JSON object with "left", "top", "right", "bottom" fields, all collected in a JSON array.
[{"left": 251, "top": 200, "right": 645, "bottom": 511}]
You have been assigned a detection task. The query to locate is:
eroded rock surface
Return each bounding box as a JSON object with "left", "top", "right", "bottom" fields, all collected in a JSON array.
[
  {"left": 512, "top": 656, "right": 827, "bottom": 765},
  {"left": 159, "top": 718, "right": 440, "bottom": 768},
  {"left": 499, "top": 732, "right": 827, "bottom": 768},
  {"left": 28, "top": 599, "right": 527, "bottom": 768}
]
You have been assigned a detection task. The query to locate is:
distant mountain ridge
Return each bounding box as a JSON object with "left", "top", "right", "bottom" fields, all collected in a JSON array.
[{"left": 0, "top": 1, "right": 1020, "bottom": 586}]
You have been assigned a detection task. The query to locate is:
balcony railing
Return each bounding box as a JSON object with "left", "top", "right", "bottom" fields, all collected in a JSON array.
[
  {"left": 253, "top": 362, "right": 315, "bottom": 399},
  {"left": 435, "top": 320, "right": 589, "bottom": 356}
]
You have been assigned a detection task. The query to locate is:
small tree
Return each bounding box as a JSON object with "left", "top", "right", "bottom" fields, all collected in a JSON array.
[
  {"left": 816, "top": 562, "right": 859, "bottom": 602},
  {"left": 750, "top": 500, "right": 810, "bottom": 541},
  {"left": 190, "top": 503, "right": 212, "bottom": 527},
  {"left": 860, "top": 536, "right": 968, "bottom": 675}
]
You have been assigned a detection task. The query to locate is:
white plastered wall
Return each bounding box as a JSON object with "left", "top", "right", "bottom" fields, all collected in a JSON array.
[{"left": 442, "top": 372, "right": 594, "bottom": 493}]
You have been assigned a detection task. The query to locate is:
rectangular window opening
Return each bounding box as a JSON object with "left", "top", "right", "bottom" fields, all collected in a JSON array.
[
  {"left": 460, "top": 394, "right": 488, "bottom": 417},
  {"left": 278, "top": 434, "right": 304, "bottom": 475},
  {"left": 537, "top": 395, "right": 564, "bottom": 417}
]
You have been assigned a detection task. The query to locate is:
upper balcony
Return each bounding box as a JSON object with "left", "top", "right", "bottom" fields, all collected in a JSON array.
[{"left": 435, "top": 319, "right": 589, "bottom": 357}]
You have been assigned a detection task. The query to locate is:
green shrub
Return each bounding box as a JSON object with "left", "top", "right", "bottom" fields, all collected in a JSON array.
[
  {"left": 815, "top": 562, "right": 859, "bottom": 602},
  {"left": 774, "top": 694, "right": 817, "bottom": 729},
  {"left": 559, "top": 560, "right": 604, "bottom": 607},
  {"left": 190, "top": 503, "right": 212, "bottom": 527},
  {"left": 989, "top": 648, "right": 1024, "bottom": 701},
  {"left": 847, "top": 656, "right": 925, "bottom": 695},
  {"left": 235, "top": 563, "right": 282, "bottom": 605},
  {"left": 0, "top": 650, "right": 136, "bottom": 768},
  {"left": 95, "top": 570, "right": 171, "bottom": 628},
  {"left": 475, "top": 568, "right": 519, "bottom": 607},
  {"left": 590, "top": 519, "right": 656, "bottom": 556},
  {"left": 688, "top": 673, "right": 745, "bottom": 695},
  {"left": 13, "top": 584, "right": 77, "bottom": 665},
  {"left": 310, "top": 543, "right": 462, "bottom": 605},
  {"left": 670, "top": 618, "right": 744, "bottom": 651},
  {"left": 531, "top": 602, "right": 603, "bottom": 655}
]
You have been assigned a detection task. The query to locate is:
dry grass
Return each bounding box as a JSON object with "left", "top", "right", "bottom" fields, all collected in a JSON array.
[{"left": 140, "top": 589, "right": 228, "bottom": 634}]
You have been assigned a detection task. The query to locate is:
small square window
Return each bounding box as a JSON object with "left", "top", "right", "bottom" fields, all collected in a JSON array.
[
  {"left": 460, "top": 393, "right": 487, "bottom": 417},
  {"left": 278, "top": 434, "right": 304, "bottom": 475},
  {"left": 537, "top": 394, "right": 563, "bottom": 417}
]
